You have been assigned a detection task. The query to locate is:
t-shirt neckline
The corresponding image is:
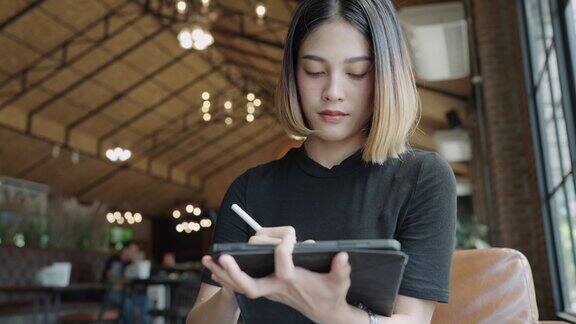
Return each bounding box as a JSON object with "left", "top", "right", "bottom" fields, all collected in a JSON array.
[{"left": 291, "top": 144, "right": 365, "bottom": 178}]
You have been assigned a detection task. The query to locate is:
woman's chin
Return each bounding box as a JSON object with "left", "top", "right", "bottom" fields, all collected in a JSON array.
[{"left": 312, "top": 127, "right": 355, "bottom": 143}]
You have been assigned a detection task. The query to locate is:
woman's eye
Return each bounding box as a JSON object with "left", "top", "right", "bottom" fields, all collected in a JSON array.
[
  {"left": 348, "top": 73, "right": 367, "bottom": 80},
  {"left": 305, "top": 71, "right": 325, "bottom": 77}
]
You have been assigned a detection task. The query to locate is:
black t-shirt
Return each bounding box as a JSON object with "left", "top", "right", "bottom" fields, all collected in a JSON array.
[{"left": 200, "top": 144, "right": 457, "bottom": 323}]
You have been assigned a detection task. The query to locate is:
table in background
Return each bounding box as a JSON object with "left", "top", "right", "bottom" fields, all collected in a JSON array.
[
  {"left": 128, "top": 275, "right": 200, "bottom": 324},
  {"left": 0, "top": 283, "right": 107, "bottom": 324}
]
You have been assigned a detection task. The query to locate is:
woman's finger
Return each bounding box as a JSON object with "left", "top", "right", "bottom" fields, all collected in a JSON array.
[
  {"left": 221, "top": 256, "right": 267, "bottom": 299},
  {"left": 248, "top": 235, "right": 282, "bottom": 245},
  {"left": 302, "top": 239, "right": 316, "bottom": 244},
  {"left": 274, "top": 230, "right": 296, "bottom": 281},
  {"left": 328, "top": 252, "right": 351, "bottom": 284},
  {"left": 202, "top": 255, "right": 244, "bottom": 293},
  {"left": 256, "top": 226, "right": 298, "bottom": 240},
  {"left": 218, "top": 255, "right": 283, "bottom": 299},
  {"left": 211, "top": 273, "right": 245, "bottom": 297}
]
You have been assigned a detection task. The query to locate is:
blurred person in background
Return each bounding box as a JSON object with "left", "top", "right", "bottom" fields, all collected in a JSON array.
[{"left": 102, "top": 242, "right": 151, "bottom": 324}]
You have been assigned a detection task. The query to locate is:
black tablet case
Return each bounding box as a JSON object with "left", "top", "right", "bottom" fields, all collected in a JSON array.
[{"left": 210, "top": 246, "right": 408, "bottom": 317}]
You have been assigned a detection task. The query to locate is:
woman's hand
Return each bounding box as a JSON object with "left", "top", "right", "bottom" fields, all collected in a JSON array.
[
  {"left": 247, "top": 226, "right": 316, "bottom": 245},
  {"left": 201, "top": 226, "right": 351, "bottom": 323}
]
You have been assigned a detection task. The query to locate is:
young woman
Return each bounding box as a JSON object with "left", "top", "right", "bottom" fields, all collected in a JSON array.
[{"left": 187, "top": 0, "right": 456, "bottom": 323}]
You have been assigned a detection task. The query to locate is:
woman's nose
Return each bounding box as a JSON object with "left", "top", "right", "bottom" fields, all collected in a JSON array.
[{"left": 322, "top": 75, "right": 345, "bottom": 102}]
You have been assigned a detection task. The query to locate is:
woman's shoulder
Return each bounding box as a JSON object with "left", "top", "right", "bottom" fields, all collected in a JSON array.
[
  {"left": 395, "top": 148, "right": 456, "bottom": 197},
  {"left": 371, "top": 147, "right": 452, "bottom": 179}
]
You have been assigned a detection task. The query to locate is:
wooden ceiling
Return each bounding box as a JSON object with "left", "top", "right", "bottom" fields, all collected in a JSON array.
[{"left": 0, "top": 0, "right": 471, "bottom": 218}]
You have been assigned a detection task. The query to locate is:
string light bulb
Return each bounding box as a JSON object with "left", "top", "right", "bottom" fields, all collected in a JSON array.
[
  {"left": 176, "top": 0, "right": 187, "bottom": 14},
  {"left": 200, "top": 218, "right": 212, "bottom": 227},
  {"left": 51, "top": 145, "right": 61, "bottom": 158},
  {"left": 178, "top": 26, "right": 214, "bottom": 50},
  {"left": 106, "top": 146, "right": 131, "bottom": 162},
  {"left": 191, "top": 222, "right": 201, "bottom": 231},
  {"left": 255, "top": 3, "right": 266, "bottom": 19},
  {"left": 184, "top": 224, "right": 192, "bottom": 233},
  {"left": 71, "top": 150, "right": 80, "bottom": 164},
  {"left": 177, "top": 28, "right": 193, "bottom": 49},
  {"left": 246, "top": 114, "right": 255, "bottom": 122}
]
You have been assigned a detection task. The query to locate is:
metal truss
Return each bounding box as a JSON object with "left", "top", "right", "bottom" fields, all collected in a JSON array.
[
  {"left": 0, "top": 0, "right": 46, "bottom": 32},
  {"left": 0, "top": 0, "right": 138, "bottom": 110},
  {"left": 24, "top": 19, "right": 171, "bottom": 133},
  {"left": 199, "top": 129, "right": 286, "bottom": 184},
  {"left": 167, "top": 107, "right": 276, "bottom": 181},
  {"left": 62, "top": 42, "right": 199, "bottom": 145},
  {"left": 96, "top": 64, "right": 223, "bottom": 154},
  {"left": 183, "top": 116, "right": 277, "bottom": 181}
]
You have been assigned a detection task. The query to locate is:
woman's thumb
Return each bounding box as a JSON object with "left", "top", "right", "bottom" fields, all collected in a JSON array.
[{"left": 329, "top": 252, "right": 351, "bottom": 281}]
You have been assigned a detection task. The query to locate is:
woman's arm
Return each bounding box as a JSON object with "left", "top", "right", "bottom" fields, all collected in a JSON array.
[
  {"left": 187, "top": 228, "right": 301, "bottom": 324},
  {"left": 324, "top": 295, "right": 436, "bottom": 324},
  {"left": 186, "top": 283, "right": 240, "bottom": 324}
]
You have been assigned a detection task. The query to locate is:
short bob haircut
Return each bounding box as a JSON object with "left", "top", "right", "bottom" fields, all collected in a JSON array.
[{"left": 275, "top": 0, "right": 421, "bottom": 164}]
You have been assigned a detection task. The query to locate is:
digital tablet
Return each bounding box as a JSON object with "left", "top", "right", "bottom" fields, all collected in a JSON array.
[{"left": 209, "top": 239, "right": 408, "bottom": 316}]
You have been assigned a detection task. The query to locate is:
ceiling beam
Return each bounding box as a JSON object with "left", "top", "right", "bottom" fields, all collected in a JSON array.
[
  {"left": 214, "top": 42, "right": 282, "bottom": 65},
  {"left": 0, "top": 0, "right": 137, "bottom": 111},
  {"left": 15, "top": 152, "right": 53, "bottom": 178},
  {"left": 164, "top": 95, "right": 260, "bottom": 175},
  {"left": 97, "top": 65, "right": 223, "bottom": 153},
  {"left": 200, "top": 130, "right": 286, "bottom": 183},
  {"left": 142, "top": 90, "right": 272, "bottom": 169},
  {"left": 0, "top": 0, "right": 46, "bottom": 32},
  {"left": 63, "top": 44, "right": 198, "bottom": 145},
  {"left": 0, "top": 122, "right": 196, "bottom": 195},
  {"left": 25, "top": 19, "right": 169, "bottom": 133},
  {"left": 184, "top": 116, "right": 275, "bottom": 179}
]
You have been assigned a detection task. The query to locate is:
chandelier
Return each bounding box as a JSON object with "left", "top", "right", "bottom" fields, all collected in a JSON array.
[
  {"left": 173, "top": 0, "right": 268, "bottom": 50},
  {"left": 199, "top": 90, "right": 263, "bottom": 126}
]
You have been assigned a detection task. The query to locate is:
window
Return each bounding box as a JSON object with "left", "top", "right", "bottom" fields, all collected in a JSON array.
[{"left": 520, "top": 0, "right": 576, "bottom": 318}]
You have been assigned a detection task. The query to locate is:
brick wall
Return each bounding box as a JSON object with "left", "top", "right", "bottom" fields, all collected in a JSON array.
[{"left": 471, "top": 0, "right": 556, "bottom": 318}]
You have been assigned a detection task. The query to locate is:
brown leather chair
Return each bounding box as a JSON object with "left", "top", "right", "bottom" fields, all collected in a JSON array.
[{"left": 431, "top": 248, "right": 567, "bottom": 324}]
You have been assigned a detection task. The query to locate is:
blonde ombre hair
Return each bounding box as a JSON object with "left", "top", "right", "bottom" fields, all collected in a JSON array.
[{"left": 275, "top": 0, "right": 421, "bottom": 164}]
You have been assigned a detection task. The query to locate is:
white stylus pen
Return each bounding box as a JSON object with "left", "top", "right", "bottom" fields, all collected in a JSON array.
[{"left": 231, "top": 204, "right": 262, "bottom": 231}]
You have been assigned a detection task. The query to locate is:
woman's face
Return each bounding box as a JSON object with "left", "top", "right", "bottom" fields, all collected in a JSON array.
[{"left": 296, "top": 18, "right": 374, "bottom": 142}]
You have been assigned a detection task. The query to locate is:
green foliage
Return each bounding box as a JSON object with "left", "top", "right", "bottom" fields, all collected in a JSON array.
[
  {"left": 456, "top": 217, "right": 491, "bottom": 249},
  {"left": 0, "top": 191, "right": 109, "bottom": 251}
]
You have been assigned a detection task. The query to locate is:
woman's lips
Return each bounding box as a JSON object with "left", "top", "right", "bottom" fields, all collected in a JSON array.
[{"left": 318, "top": 110, "right": 349, "bottom": 123}]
